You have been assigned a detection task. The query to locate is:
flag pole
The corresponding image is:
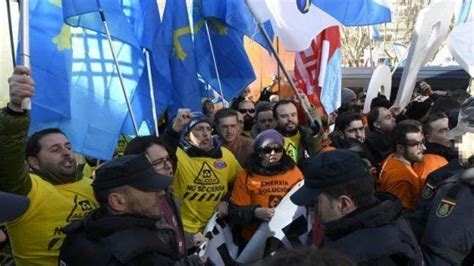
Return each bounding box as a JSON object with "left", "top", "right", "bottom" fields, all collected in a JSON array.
[
  {"left": 20, "top": 0, "right": 31, "bottom": 109},
  {"left": 246, "top": 3, "right": 318, "bottom": 129},
  {"left": 204, "top": 19, "right": 227, "bottom": 107},
  {"left": 98, "top": 9, "right": 139, "bottom": 135},
  {"left": 6, "top": 0, "right": 16, "bottom": 68},
  {"left": 143, "top": 49, "right": 159, "bottom": 137}
]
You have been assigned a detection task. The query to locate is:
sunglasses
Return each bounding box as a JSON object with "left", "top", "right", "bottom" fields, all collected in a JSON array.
[
  {"left": 260, "top": 146, "right": 284, "bottom": 154},
  {"left": 239, "top": 108, "right": 255, "bottom": 114}
]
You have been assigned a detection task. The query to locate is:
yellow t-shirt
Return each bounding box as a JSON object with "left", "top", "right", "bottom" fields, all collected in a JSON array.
[
  {"left": 6, "top": 174, "right": 97, "bottom": 266},
  {"left": 174, "top": 147, "right": 241, "bottom": 233},
  {"left": 284, "top": 131, "right": 301, "bottom": 163}
]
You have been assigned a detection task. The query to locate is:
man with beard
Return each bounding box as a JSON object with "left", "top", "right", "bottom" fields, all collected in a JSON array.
[
  {"left": 59, "top": 154, "right": 202, "bottom": 265},
  {"left": 163, "top": 110, "right": 241, "bottom": 234},
  {"left": 214, "top": 108, "right": 253, "bottom": 167},
  {"left": 413, "top": 112, "right": 457, "bottom": 179},
  {"left": 0, "top": 66, "right": 97, "bottom": 265},
  {"left": 365, "top": 106, "right": 396, "bottom": 167},
  {"left": 272, "top": 99, "right": 322, "bottom": 165},
  {"left": 378, "top": 120, "right": 426, "bottom": 212},
  {"left": 238, "top": 100, "right": 256, "bottom": 138},
  {"left": 291, "top": 150, "right": 423, "bottom": 265}
]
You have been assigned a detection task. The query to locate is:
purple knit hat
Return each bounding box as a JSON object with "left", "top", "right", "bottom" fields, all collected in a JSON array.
[{"left": 253, "top": 129, "right": 284, "bottom": 150}]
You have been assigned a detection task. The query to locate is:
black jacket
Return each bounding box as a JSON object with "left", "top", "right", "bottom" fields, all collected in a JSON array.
[
  {"left": 59, "top": 209, "right": 202, "bottom": 266},
  {"left": 365, "top": 129, "right": 392, "bottom": 167},
  {"left": 419, "top": 168, "right": 474, "bottom": 265},
  {"left": 411, "top": 159, "right": 465, "bottom": 240},
  {"left": 323, "top": 193, "right": 423, "bottom": 265}
]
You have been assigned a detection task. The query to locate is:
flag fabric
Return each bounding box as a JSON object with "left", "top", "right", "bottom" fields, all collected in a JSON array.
[
  {"left": 247, "top": 0, "right": 391, "bottom": 51},
  {"left": 294, "top": 26, "right": 341, "bottom": 115},
  {"left": 29, "top": 0, "right": 145, "bottom": 160},
  {"left": 200, "top": 0, "right": 274, "bottom": 50},
  {"left": 161, "top": 0, "right": 202, "bottom": 115},
  {"left": 121, "top": 0, "right": 174, "bottom": 135},
  {"left": 62, "top": 0, "right": 139, "bottom": 48},
  {"left": 314, "top": 0, "right": 391, "bottom": 26},
  {"left": 22, "top": 0, "right": 72, "bottom": 122},
  {"left": 193, "top": 0, "right": 256, "bottom": 102}
]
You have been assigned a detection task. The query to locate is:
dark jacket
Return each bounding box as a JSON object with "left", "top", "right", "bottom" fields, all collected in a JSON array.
[
  {"left": 59, "top": 209, "right": 202, "bottom": 266},
  {"left": 418, "top": 168, "right": 474, "bottom": 265},
  {"left": 411, "top": 159, "right": 465, "bottom": 240},
  {"left": 365, "top": 129, "right": 392, "bottom": 167},
  {"left": 324, "top": 193, "right": 423, "bottom": 265}
]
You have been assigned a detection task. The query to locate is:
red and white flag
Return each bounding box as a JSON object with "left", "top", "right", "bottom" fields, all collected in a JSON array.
[{"left": 294, "top": 26, "right": 341, "bottom": 115}]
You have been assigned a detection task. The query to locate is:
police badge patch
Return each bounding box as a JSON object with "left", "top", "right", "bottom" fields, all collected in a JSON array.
[
  {"left": 422, "top": 183, "right": 435, "bottom": 199},
  {"left": 436, "top": 199, "right": 456, "bottom": 218}
]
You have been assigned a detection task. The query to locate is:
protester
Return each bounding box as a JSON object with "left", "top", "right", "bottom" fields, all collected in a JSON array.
[
  {"left": 413, "top": 112, "right": 457, "bottom": 179},
  {"left": 214, "top": 108, "right": 253, "bottom": 167},
  {"left": 162, "top": 110, "right": 241, "bottom": 234},
  {"left": 0, "top": 66, "right": 97, "bottom": 265},
  {"left": 291, "top": 150, "right": 423, "bottom": 264},
  {"left": 59, "top": 154, "right": 203, "bottom": 265},
  {"left": 238, "top": 100, "right": 257, "bottom": 138},
  {"left": 124, "top": 136, "right": 200, "bottom": 257},
  {"left": 365, "top": 106, "right": 396, "bottom": 167},
  {"left": 273, "top": 99, "right": 322, "bottom": 164},
  {"left": 202, "top": 99, "right": 215, "bottom": 121},
  {"left": 251, "top": 101, "right": 276, "bottom": 137},
  {"left": 330, "top": 112, "right": 366, "bottom": 149},
  {"left": 229, "top": 129, "right": 303, "bottom": 242},
  {"left": 378, "top": 120, "right": 425, "bottom": 212}
]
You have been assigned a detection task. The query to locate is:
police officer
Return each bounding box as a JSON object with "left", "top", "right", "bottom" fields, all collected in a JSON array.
[
  {"left": 291, "top": 150, "right": 423, "bottom": 265},
  {"left": 418, "top": 168, "right": 474, "bottom": 265},
  {"left": 411, "top": 96, "right": 474, "bottom": 240}
]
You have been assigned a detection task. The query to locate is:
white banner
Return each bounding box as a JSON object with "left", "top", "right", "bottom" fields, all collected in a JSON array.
[
  {"left": 199, "top": 181, "right": 312, "bottom": 265},
  {"left": 395, "top": 1, "right": 455, "bottom": 109}
]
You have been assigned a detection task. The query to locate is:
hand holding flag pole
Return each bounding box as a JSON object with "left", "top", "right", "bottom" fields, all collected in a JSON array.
[{"left": 20, "top": 0, "right": 31, "bottom": 110}]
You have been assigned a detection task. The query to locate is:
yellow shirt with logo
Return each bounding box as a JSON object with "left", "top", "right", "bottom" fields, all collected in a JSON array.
[
  {"left": 284, "top": 131, "right": 301, "bottom": 164},
  {"left": 174, "top": 147, "right": 241, "bottom": 233},
  {"left": 6, "top": 174, "right": 97, "bottom": 266}
]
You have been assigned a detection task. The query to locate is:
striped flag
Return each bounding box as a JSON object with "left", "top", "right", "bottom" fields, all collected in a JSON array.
[{"left": 294, "top": 26, "right": 341, "bottom": 115}]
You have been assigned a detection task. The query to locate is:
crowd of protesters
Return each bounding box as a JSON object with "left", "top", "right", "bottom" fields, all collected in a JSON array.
[{"left": 0, "top": 66, "right": 473, "bottom": 265}]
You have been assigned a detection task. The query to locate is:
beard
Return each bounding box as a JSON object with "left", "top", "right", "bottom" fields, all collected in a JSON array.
[
  {"left": 404, "top": 149, "right": 423, "bottom": 163},
  {"left": 276, "top": 125, "right": 298, "bottom": 137}
]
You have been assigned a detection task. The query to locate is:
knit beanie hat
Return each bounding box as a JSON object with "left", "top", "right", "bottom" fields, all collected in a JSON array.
[
  {"left": 253, "top": 129, "right": 284, "bottom": 150},
  {"left": 341, "top": 88, "right": 357, "bottom": 106},
  {"left": 181, "top": 113, "right": 212, "bottom": 138}
]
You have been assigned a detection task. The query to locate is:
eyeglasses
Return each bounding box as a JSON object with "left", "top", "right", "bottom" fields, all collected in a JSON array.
[
  {"left": 239, "top": 108, "right": 255, "bottom": 114},
  {"left": 150, "top": 156, "right": 172, "bottom": 170},
  {"left": 260, "top": 146, "right": 284, "bottom": 154},
  {"left": 404, "top": 140, "right": 425, "bottom": 148}
]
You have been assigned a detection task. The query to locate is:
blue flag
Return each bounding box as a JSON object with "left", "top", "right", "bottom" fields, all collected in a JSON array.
[
  {"left": 62, "top": 0, "right": 140, "bottom": 48},
  {"left": 30, "top": 0, "right": 145, "bottom": 160},
  {"left": 121, "top": 0, "right": 174, "bottom": 135},
  {"left": 161, "top": 0, "right": 202, "bottom": 114},
  {"left": 200, "top": 0, "right": 274, "bottom": 50},
  {"left": 24, "top": 0, "right": 72, "bottom": 122},
  {"left": 312, "top": 0, "right": 391, "bottom": 26},
  {"left": 193, "top": 0, "right": 256, "bottom": 102}
]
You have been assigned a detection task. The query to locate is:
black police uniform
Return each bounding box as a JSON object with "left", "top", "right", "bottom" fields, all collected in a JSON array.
[
  {"left": 324, "top": 193, "right": 423, "bottom": 265},
  {"left": 59, "top": 209, "right": 202, "bottom": 266},
  {"left": 411, "top": 159, "right": 465, "bottom": 240},
  {"left": 418, "top": 169, "right": 474, "bottom": 265}
]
